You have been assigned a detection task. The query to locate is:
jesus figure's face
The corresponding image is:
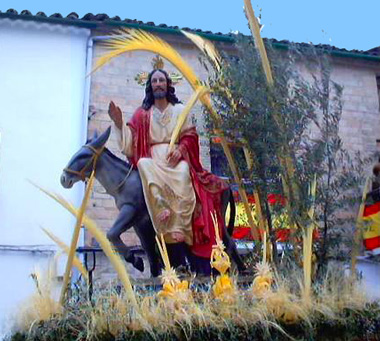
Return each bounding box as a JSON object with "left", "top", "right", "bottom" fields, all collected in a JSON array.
[{"left": 151, "top": 70, "right": 168, "bottom": 100}]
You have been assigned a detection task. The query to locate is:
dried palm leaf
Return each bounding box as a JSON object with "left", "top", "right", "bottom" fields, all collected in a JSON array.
[
  {"left": 41, "top": 227, "right": 89, "bottom": 283},
  {"left": 181, "top": 30, "right": 221, "bottom": 71},
  {"left": 243, "top": 0, "right": 273, "bottom": 84},
  {"left": 92, "top": 28, "right": 199, "bottom": 88},
  {"left": 169, "top": 85, "right": 209, "bottom": 152},
  {"left": 32, "top": 184, "right": 140, "bottom": 312},
  {"left": 59, "top": 170, "right": 95, "bottom": 303}
]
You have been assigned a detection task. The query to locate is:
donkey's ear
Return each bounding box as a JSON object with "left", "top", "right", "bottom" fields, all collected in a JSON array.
[
  {"left": 91, "top": 126, "right": 111, "bottom": 149},
  {"left": 86, "top": 130, "right": 98, "bottom": 144}
]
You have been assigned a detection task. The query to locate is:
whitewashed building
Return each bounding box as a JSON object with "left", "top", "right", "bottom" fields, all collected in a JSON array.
[{"left": 0, "top": 15, "right": 90, "bottom": 336}]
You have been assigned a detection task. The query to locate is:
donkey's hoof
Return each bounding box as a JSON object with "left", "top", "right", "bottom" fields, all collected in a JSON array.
[{"left": 134, "top": 257, "right": 144, "bottom": 272}]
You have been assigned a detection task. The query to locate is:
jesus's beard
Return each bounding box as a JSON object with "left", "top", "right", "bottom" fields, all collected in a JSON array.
[{"left": 153, "top": 90, "right": 167, "bottom": 99}]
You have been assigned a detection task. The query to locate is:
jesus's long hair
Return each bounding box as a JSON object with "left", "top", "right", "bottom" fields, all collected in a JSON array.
[{"left": 141, "top": 69, "right": 181, "bottom": 110}]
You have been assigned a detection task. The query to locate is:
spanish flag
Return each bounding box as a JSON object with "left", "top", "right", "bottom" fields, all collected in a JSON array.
[
  {"left": 363, "top": 202, "right": 380, "bottom": 252},
  {"left": 229, "top": 193, "right": 319, "bottom": 242}
]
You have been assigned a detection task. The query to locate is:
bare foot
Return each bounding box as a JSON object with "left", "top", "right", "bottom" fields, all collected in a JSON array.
[{"left": 171, "top": 232, "right": 185, "bottom": 243}]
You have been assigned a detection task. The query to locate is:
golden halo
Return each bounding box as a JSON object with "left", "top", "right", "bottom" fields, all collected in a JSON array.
[{"left": 134, "top": 55, "right": 183, "bottom": 86}]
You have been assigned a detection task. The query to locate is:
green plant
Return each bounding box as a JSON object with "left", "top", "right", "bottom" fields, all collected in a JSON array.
[{"left": 204, "top": 36, "right": 373, "bottom": 273}]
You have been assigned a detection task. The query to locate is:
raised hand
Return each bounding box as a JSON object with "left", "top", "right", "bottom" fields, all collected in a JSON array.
[{"left": 108, "top": 101, "right": 123, "bottom": 130}]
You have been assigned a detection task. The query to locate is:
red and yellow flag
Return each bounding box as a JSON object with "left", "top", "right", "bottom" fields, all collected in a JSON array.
[
  {"left": 229, "top": 192, "right": 319, "bottom": 242},
  {"left": 363, "top": 202, "right": 380, "bottom": 251}
]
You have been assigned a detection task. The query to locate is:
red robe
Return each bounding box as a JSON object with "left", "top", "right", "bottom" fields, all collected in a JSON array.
[{"left": 128, "top": 106, "right": 228, "bottom": 258}]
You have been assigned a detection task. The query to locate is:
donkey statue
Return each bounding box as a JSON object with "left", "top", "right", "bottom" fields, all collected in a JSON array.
[{"left": 60, "top": 127, "right": 245, "bottom": 277}]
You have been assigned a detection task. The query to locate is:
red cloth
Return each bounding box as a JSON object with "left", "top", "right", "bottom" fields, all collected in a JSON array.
[
  {"left": 232, "top": 227, "right": 320, "bottom": 242},
  {"left": 127, "top": 107, "right": 152, "bottom": 167},
  {"left": 128, "top": 107, "right": 228, "bottom": 258},
  {"left": 363, "top": 202, "right": 380, "bottom": 217}
]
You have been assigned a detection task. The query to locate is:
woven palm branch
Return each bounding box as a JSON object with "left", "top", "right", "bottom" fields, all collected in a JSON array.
[
  {"left": 58, "top": 170, "right": 95, "bottom": 304},
  {"left": 92, "top": 28, "right": 200, "bottom": 88},
  {"left": 351, "top": 176, "right": 371, "bottom": 273}
]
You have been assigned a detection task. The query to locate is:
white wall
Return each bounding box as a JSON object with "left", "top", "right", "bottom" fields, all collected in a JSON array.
[
  {"left": 0, "top": 251, "right": 57, "bottom": 338},
  {"left": 0, "top": 18, "right": 90, "bottom": 337}
]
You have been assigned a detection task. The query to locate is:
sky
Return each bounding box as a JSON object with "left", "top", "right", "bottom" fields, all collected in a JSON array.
[{"left": 0, "top": 0, "right": 378, "bottom": 51}]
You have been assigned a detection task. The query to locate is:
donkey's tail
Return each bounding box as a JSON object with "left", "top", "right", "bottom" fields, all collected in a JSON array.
[{"left": 227, "top": 188, "right": 236, "bottom": 236}]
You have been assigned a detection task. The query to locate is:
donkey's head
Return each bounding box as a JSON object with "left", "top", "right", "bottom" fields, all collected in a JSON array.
[{"left": 60, "top": 126, "right": 111, "bottom": 188}]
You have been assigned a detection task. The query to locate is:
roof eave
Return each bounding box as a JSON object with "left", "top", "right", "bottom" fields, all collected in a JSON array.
[
  {"left": 0, "top": 12, "right": 97, "bottom": 28},
  {"left": 270, "top": 41, "right": 380, "bottom": 62},
  {"left": 1, "top": 13, "right": 379, "bottom": 62}
]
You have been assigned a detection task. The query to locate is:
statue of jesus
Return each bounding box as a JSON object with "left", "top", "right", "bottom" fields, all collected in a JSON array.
[{"left": 109, "top": 68, "right": 229, "bottom": 273}]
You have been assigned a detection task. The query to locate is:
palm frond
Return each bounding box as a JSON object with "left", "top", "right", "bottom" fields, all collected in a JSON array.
[
  {"left": 243, "top": 0, "right": 273, "bottom": 84},
  {"left": 169, "top": 86, "right": 209, "bottom": 152},
  {"left": 41, "top": 227, "right": 89, "bottom": 283},
  {"left": 59, "top": 170, "right": 95, "bottom": 304},
  {"left": 155, "top": 234, "right": 171, "bottom": 271},
  {"left": 92, "top": 28, "right": 199, "bottom": 88},
  {"left": 32, "top": 184, "right": 139, "bottom": 311},
  {"left": 180, "top": 30, "right": 244, "bottom": 119},
  {"left": 181, "top": 30, "right": 221, "bottom": 71}
]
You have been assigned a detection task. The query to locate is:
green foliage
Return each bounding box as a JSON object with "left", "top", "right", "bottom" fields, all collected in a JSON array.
[{"left": 204, "top": 35, "right": 374, "bottom": 271}]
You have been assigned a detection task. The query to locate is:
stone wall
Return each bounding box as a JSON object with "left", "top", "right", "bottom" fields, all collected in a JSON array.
[
  {"left": 332, "top": 57, "right": 380, "bottom": 154},
  {"left": 296, "top": 55, "right": 380, "bottom": 154}
]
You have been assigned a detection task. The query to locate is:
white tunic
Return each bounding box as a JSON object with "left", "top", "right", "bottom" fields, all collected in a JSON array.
[{"left": 114, "top": 104, "right": 196, "bottom": 245}]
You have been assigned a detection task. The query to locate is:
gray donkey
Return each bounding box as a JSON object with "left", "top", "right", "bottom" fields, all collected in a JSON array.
[{"left": 60, "top": 127, "right": 245, "bottom": 277}]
